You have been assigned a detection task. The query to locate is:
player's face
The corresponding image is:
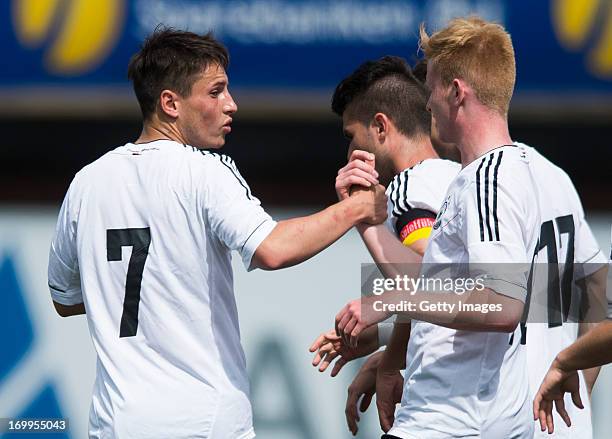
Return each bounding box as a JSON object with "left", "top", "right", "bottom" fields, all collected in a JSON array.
[
  {"left": 342, "top": 115, "right": 395, "bottom": 186},
  {"left": 343, "top": 117, "right": 375, "bottom": 157},
  {"left": 178, "top": 64, "right": 237, "bottom": 149},
  {"left": 425, "top": 63, "right": 455, "bottom": 145}
]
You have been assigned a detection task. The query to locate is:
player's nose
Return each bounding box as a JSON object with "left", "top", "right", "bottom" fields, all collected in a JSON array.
[{"left": 224, "top": 92, "right": 238, "bottom": 115}]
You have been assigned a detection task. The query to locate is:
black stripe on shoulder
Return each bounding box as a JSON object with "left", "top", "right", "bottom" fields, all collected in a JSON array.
[
  {"left": 483, "top": 153, "right": 496, "bottom": 241},
  {"left": 400, "top": 170, "right": 412, "bottom": 213},
  {"left": 388, "top": 174, "right": 401, "bottom": 217},
  {"left": 475, "top": 157, "right": 487, "bottom": 241},
  {"left": 200, "top": 151, "right": 253, "bottom": 200},
  {"left": 389, "top": 170, "right": 411, "bottom": 217},
  {"left": 492, "top": 151, "right": 504, "bottom": 241}
]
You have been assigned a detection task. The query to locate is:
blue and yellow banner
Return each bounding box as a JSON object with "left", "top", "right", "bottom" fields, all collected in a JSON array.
[{"left": 1, "top": 0, "right": 611, "bottom": 93}]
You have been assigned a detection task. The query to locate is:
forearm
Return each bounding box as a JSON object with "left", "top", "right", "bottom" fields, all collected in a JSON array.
[
  {"left": 377, "top": 287, "right": 523, "bottom": 332},
  {"left": 556, "top": 320, "right": 612, "bottom": 372},
  {"left": 379, "top": 322, "right": 410, "bottom": 370},
  {"left": 254, "top": 197, "right": 365, "bottom": 269},
  {"left": 579, "top": 321, "right": 602, "bottom": 394},
  {"left": 356, "top": 224, "right": 423, "bottom": 279}
]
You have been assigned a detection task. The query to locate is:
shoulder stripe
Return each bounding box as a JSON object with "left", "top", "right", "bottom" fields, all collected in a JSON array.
[
  {"left": 400, "top": 170, "right": 412, "bottom": 213},
  {"left": 476, "top": 151, "right": 503, "bottom": 242},
  {"left": 475, "top": 157, "right": 486, "bottom": 241},
  {"left": 393, "top": 173, "right": 402, "bottom": 216},
  {"left": 200, "top": 151, "right": 253, "bottom": 200},
  {"left": 492, "top": 151, "right": 504, "bottom": 241},
  {"left": 483, "top": 153, "right": 495, "bottom": 241},
  {"left": 389, "top": 170, "right": 412, "bottom": 217}
]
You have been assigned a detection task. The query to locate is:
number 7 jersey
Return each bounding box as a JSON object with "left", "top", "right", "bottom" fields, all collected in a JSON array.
[{"left": 47, "top": 140, "right": 277, "bottom": 439}]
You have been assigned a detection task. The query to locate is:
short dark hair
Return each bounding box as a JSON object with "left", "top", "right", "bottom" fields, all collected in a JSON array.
[
  {"left": 331, "top": 56, "right": 430, "bottom": 138},
  {"left": 128, "top": 27, "right": 229, "bottom": 120},
  {"left": 412, "top": 59, "right": 428, "bottom": 84}
]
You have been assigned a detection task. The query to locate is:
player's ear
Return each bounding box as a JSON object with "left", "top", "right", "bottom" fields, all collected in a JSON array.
[
  {"left": 372, "top": 113, "right": 389, "bottom": 141},
  {"left": 451, "top": 79, "right": 466, "bottom": 107},
  {"left": 159, "top": 89, "right": 180, "bottom": 119}
]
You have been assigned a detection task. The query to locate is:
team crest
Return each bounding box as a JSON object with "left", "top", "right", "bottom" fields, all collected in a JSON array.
[{"left": 433, "top": 196, "right": 451, "bottom": 230}]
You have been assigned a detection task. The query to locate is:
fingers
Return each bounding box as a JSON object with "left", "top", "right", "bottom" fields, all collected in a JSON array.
[
  {"left": 348, "top": 149, "right": 375, "bottom": 164},
  {"left": 318, "top": 350, "right": 340, "bottom": 373},
  {"left": 539, "top": 401, "right": 550, "bottom": 433},
  {"left": 337, "top": 313, "right": 352, "bottom": 341},
  {"left": 309, "top": 333, "right": 327, "bottom": 352},
  {"left": 311, "top": 342, "right": 335, "bottom": 368},
  {"left": 339, "top": 159, "right": 378, "bottom": 179},
  {"left": 533, "top": 394, "right": 541, "bottom": 421},
  {"left": 349, "top": 323, "right": 365, "bottom": 349},
  {"left": 339, "top": 168, "right": 379, "bottom": 186},
  {"left": 554, "top": 398, "right": 571, "bottom": 428},
  {"left": 331, "top": 356, "right": 348, "bottom": 377},
  {"left": 359, "top": 391, "right": 374, "bottom": 413},
  {"left": 571, "top": 389, "right": 584, "bottom": 410},
  {"left": 335, "top": 305, "right": 349, "bottom": 336},
  {"left": 343, "top": 317, "right": 358, "bottom": 346},
  {"left": 546, "top": 402, "right": 554, "bottom": 434},
  {"left": 377, "top": 404, "right": 395, "bottom": 433},
  {"left": 345, "top": 388, "right": 360, "bottom": 435}
]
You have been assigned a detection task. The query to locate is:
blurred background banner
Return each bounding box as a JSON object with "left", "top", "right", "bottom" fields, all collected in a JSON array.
[{"left": 2, "top": 0, "right": 611, "bottom": 96}]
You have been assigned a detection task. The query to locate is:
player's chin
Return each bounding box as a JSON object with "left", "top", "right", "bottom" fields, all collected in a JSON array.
[{"left": 207, "top": 136, "right": 226, "bottom": 149}]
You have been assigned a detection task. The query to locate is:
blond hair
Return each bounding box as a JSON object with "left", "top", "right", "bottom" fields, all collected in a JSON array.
[{"left": 419, "top": 16, "right": 516, "bottom": 116}]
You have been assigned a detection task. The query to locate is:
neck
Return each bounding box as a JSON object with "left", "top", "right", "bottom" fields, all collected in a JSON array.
[
  {"left": 136, "top": 115, "right": 187, "bottom": 145},
  {"left": 390, "top": 134, "right": 439, "bottom": 174},
  {"left": 456, "top": 110, "right": 512, "bottom": 167}
]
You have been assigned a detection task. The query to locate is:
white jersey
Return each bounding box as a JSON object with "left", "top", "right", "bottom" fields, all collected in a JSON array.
[
  {"left": 519, "top": 143, "right": 606, "bottom": 439},
  {"left": 390, "top": 145, "right": 539, "bottom": 439},
  {"left": 48, "top": 140, "right": 276, "bottom": 439},
  {"left": 378, "top": 159, "right": 461, "bottom": 344},
  {"left": 384, "top": 159, "right": 461, "bottom": 237}
]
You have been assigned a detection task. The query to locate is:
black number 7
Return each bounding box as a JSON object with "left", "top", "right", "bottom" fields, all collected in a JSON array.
[{"left": 107, "top": 228, "right": 151, "bottom": 337}]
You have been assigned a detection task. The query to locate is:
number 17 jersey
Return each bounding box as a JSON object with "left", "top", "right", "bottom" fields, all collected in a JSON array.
[{"left": 520, "top": 142, "right": 606, "bottom": 439}]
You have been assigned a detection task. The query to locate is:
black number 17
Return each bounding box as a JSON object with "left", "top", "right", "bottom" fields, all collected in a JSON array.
[
  {"left": 107, "top": 228, "right": 151, "bottom": 338},
  {"left": 515, "top": 215, "right": 575, "bottom": 345},
  {"left": 536, "top": 215, "right": 575, "bottom": 327}
]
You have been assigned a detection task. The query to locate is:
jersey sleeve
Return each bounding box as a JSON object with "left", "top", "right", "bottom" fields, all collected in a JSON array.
[
  {"left": 48, "top": 177, "right": 83, "bottom": 305},
  {"left": 570, "top": 191, "right": 606, "bottom": 266},
  {"left": 203, "top": 154, "right": 277, "bottom": 270},
  {"left": 460, "top": 156, "right": 534, "bottom": 302},
  {"left": 385, "top": 166, "right": 445, "bottom": 246}
]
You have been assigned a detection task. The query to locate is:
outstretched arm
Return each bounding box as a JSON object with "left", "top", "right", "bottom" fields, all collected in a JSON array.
[{"left": 252, "top": 184, "right": 387, "bottom": 270}]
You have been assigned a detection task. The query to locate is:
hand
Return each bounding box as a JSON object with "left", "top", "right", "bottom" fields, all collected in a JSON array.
[
  {"left": 345, "top": 351, "right": 384, "bottom": 435},
  {"left": 376, "top": 366, "right": 404, "bottom": 432},
  {"left": 351, "top": 183, "right": 388, "bottom": 225},
  {"left": 335, "top": 150, "right": 378, "bottom": 201},
  {"left": 533, "top": 359, "right": 584, "bottom": 434},
  {"left": 309, "top": 327, "right": 379, "bottom": 376},
  {"left": 336, "top": 296, "right": 390, "bottom": 349}
]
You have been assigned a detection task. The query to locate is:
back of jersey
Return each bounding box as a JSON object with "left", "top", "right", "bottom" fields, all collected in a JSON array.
[
  {"left": 48, "top": 140, "right": 275, "bottom": 439},
  {"left": 521, "top": 142, "right": 605, "bottom": 439}
]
